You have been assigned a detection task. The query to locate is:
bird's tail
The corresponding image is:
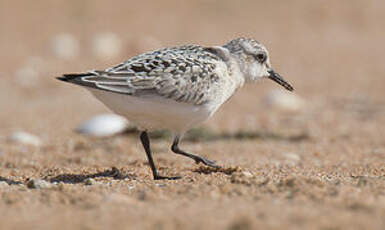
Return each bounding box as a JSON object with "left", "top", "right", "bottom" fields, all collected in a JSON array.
[
  {"left": 56, "top": 72, "right": 98, "bottom": 88},
  {"left": 57, "top": 72, "right": 93, "bottom": 82},
  {"left": 56, "top": 71, "right": 134, "bottom": 94}
]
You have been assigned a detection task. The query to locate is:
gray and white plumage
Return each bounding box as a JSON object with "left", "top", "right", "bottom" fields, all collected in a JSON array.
[
  {"left": 58, "top": 37, "right": 293, "bottom": 133},
  {"left": 62, "top": 45, "right": 228, "bottom": 105}
]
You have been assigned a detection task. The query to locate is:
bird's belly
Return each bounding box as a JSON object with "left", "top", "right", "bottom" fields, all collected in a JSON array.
[{"left": 88, "top": 89, "right": 214, "bottom": 133}]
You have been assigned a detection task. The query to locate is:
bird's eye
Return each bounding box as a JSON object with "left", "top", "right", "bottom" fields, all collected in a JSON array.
[{"left": 254, "top": 53, "right": 266, "bottom": 63}]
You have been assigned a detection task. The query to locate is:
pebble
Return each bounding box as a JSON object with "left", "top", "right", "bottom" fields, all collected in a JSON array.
[
  {"left": 8, "top": 131, "right": 42, "bottom": 147},
  {"left": 92, "top": 32, "right": 122, "bottom": 59},
  {"left": 0, "top": 181, "right": 9, "bottom": 187},
  {"left": 51, "top": 33, "right": 79, "bottom": 59},
  {"left": 76, "top": 114, "right": 128, "bottom": 137},
  {"left": 127, "top": 185, "right": 135, "bottom": 190},
  {"left": 263, "top": 90, "right": 305, "bottom": 113},
  {"left": 282, "top": 152, "right": 301, "bottom": 162},
  {"left": 84, "top": 178, "right": 96, "bottom": 185},
  {"left": 26, "top": 179, "right": 52, "bottom": 189},
  {"left": 231, "top": 171, "right": 253, "bottom": 185},
  {"left": 241, "top": 171, "right": 254, "bottom": 178}
]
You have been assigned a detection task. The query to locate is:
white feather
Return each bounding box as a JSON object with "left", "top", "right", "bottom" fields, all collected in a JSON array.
[{"left": 88, "top": 89, "right": 214, "bottom": 133}]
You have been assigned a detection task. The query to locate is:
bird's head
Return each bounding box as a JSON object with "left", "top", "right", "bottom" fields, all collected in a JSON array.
[{"left": 223, "top": 37, "right": 294, "bottom": 91}]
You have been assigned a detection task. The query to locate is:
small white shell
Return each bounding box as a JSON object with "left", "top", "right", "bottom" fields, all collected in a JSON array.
[
  {"left": 76, "top": 114, "right": 128, "bottom": 137},
  {"left": 9, "top": 131, "right": 42, "bottom": 147},
  {"left": 264, "top": 90, "right": 305, "bottom": 113}
]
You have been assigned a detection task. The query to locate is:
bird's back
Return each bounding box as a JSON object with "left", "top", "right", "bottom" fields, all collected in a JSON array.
[{"left": 58, "top": 45, "right": 228, "bottom": 106}]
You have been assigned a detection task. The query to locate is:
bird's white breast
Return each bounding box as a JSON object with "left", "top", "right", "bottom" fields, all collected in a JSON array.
[{"left": 88, "top": 89, "right": 214, "bottom": 133}]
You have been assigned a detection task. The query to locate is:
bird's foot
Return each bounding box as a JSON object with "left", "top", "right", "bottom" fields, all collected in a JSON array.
[{"left": 195, "top": 157, "right": 221, "bottom": 169}]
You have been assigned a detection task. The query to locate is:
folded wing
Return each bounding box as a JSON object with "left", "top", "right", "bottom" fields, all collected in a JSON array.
[{"left": 57, "top": 45, "right": 222, "bottom": 105}]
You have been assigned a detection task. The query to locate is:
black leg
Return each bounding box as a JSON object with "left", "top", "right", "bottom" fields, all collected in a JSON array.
[
  {"left": 139, "top": 131, "right": 181, "bottom": 180},
  {"left": 171, "top": 136, "right": 220, "bottom": 168}
]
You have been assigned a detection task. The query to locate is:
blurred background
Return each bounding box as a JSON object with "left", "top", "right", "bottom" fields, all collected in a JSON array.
[
  {"left": 1, "top": 0, "right": 384, "bottom": 138},
  {"left": 0, "top": 0, "right": 384, "bottom": 229}
]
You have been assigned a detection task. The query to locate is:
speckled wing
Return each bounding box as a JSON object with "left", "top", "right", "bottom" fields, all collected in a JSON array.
[{"left": 60, "top": 45, "right": 223, "bottom": 105}]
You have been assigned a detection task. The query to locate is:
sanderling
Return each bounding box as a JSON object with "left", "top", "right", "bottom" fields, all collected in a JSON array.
[{"left": 57, "top": 37, "right": 294, "bottom": 180}]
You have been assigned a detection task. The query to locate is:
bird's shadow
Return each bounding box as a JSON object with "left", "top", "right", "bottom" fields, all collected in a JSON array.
[
  {"left": 2, "top": 130, "right": 308, "bottom": 185},
  {"left": 47, "top": 167, "right": 133, "bottom": 184},
  {"left": 0, "top": 176, "right": 22, "bottom": 185}
]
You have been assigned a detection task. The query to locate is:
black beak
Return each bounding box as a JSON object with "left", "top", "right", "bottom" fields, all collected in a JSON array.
[{"left": 267, "top": 70, "right": 294, "bottom": 91}]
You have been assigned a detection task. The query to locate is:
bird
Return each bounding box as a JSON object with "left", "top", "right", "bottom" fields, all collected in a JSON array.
[{"left": 57, "top": 37, "right": 294, "bottom": 180}]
